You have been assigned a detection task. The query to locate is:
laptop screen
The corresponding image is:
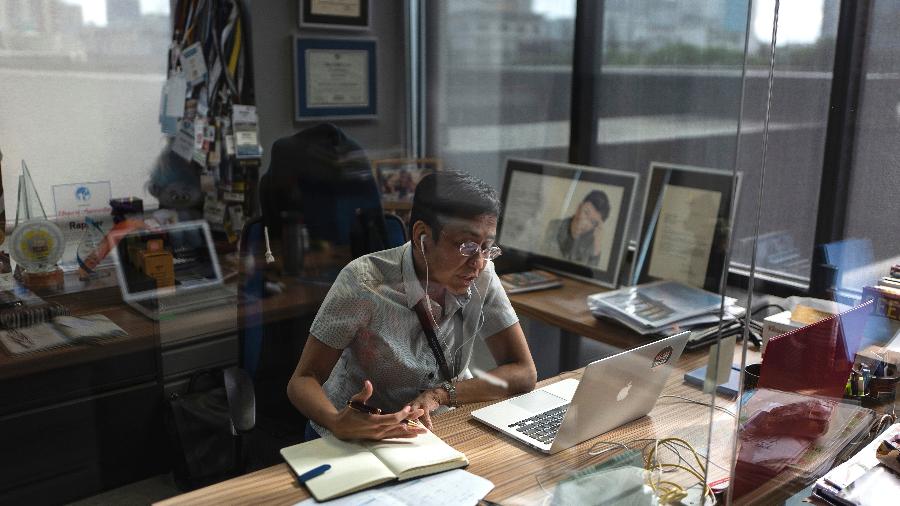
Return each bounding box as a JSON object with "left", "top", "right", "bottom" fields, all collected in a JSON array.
[{"left": 113, "top": 221, "right": 223, "bottom": 300}]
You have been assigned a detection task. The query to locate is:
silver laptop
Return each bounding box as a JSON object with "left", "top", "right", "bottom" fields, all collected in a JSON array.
[
  {"left": 472, "top": 331, "right": 690, "bottom": 454},
  {"left": 112, "top": 220, "right": 236, "bottom": 320}
]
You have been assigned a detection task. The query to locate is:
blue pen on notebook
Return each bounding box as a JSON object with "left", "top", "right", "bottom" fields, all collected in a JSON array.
[{"left": 297, "top": 464, "right": 331, "bottom": 483}]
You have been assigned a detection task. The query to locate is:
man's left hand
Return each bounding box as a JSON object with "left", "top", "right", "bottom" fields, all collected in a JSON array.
[{"left": 407, "top": 388, "right": 448, "bottom": 430}]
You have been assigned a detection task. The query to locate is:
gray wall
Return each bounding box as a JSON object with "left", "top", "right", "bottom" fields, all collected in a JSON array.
[{"left": 245, "top": 0, "right": 409, "bottom": 173}]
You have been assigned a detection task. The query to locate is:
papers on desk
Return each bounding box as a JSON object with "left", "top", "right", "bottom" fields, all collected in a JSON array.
[
  {"left": 292, "top": 469, "right": 493, "bottom": 506},
  {"left": 587, "top": 280, "right": 739, "bottom": 335},
  {"left": 814, "top": 423, "right": 900, "bottom": 506},
  {"left": 0, "top": 314, "right": 128, "bottom": 355}
]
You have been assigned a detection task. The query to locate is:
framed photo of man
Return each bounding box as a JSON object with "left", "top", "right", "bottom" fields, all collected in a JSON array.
[
  {"left": 294, "top": 37, "right": 377, "bottom": 121},
  {"left": 631, "top": 162, "right": 742, "bottom": 291},
  {"left": 299, "top": 0, "right": 370, "bottom": 30},
  {"left": 497, "top": 158, "right": 638, "bottom": 288}
]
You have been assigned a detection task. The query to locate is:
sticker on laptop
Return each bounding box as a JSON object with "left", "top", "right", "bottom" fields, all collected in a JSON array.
[{"left": 652, "top": 346, "right": 674, "bottom": 368}]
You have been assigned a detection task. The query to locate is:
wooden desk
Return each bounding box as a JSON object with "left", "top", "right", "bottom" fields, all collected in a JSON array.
[
  {"left": 508, "top": 277, "right": 647, "bottom": 370},
  {"left": 156, "top": 348, "right": 745, "bottom": 506}
]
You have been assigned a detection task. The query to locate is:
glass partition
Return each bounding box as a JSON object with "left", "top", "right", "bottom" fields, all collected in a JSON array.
[
  {"left": 730, "top": 1, "right": 899, "bottom": 504},
  {"left": 436, "top": 1, "right": 753, "bottom": 503}
]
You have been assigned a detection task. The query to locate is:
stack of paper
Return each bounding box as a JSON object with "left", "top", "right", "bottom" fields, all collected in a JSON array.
[
  {"left": 586, "top": 280, "right": 739, "bottom": 335},
  {"left": 813, "top": 423, "right": 900, "bottom": 505}
]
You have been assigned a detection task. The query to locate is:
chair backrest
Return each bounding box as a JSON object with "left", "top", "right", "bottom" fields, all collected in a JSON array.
[
  {"left": 350, "top": 209, "right": 409, "bottom": 259},
  {"left": 260, "top": 123, "right": 382, "bottom": 245}
]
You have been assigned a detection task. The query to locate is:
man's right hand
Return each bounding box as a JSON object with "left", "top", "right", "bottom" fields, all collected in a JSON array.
[{"left": 326, "top": 380, "right": 427, "bottom": 441}]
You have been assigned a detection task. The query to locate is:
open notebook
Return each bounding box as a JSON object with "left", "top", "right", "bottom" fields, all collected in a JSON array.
[{"left": 280, "top": 429, "right": 468, "bottom": 501}]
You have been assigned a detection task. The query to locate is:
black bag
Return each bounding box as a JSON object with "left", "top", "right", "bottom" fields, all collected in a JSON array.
[{"left": 164, "top": 368, "right": 255, "bottom": 490}]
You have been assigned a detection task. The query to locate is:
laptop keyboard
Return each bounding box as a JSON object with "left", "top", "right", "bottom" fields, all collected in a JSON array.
[
  {"left": 153, "top": 287, "right": 236, "bottom": 313},
  {"left": 508, "top": 405, "right": 569, "bottom": 445}
]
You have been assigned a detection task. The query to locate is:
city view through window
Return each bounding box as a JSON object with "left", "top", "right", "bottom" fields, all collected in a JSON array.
[
  {"left": 434, "top": 0, "right": 838, "bottom": 283},
  {"left": 0, "top": 0, "right": 170, "bottom": 220}
]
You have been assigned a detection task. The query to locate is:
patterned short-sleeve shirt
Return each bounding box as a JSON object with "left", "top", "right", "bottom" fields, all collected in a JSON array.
[{"left": 308, "top": 242, "right": 519, "bottom": 436}]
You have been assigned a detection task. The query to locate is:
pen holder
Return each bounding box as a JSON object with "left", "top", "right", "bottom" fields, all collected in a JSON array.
[{"left": 743, "top": 363, "right": 762, "bottom": 391}]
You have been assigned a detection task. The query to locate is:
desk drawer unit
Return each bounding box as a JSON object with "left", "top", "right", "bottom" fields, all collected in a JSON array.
[
  {"left": 0, "top": 381, "right": 166, "bottom": 504},
  {"left": 161, "top": 333, "right": 239, "bottom": 382}
]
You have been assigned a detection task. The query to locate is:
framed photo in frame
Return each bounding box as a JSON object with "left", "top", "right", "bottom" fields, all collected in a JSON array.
[
  {"left": 497, "top": 158, "right": 638, "bottom": 288},
  {"left": 631, "top": 162, "right": 742, "bottom": 291},
  {"left": 299, "top": 0, "right": 370, "bottom": 30},
  {"left": 294, "top": 37, "right": 377, "bottom": 121},
  {"left": 372, "top": 158, "right": 442, "bottom": 211}
]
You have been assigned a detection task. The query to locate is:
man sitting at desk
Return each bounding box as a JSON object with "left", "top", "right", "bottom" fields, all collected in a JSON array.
[{"left": 287, "top": 171, "right": 537, "bottom": 441}]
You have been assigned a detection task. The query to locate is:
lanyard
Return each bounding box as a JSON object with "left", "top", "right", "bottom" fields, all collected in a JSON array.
[{"left": 413, "top": 300, "right": 453, "bottom": 382}]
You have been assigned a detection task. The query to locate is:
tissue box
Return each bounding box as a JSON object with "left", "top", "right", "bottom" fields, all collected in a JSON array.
[{"left": 761, "top": 311, "right": 803, "bottom": 353}]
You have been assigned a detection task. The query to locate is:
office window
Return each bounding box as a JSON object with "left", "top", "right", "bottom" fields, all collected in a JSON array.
[
  {"left": 730, "top": 0, "right": 839, "bottom": 285},
  {"left": 590, "top": 0, "right": 838, "bottom": 285},
  {"left": 427, "top": 0, "right": 575, "bottom": 190},
  {"left": 0, "top": 0, "right": 170, "bottom": 221},
  {"left": 840, "top": 2, "right": 900, "bottom": 290}
]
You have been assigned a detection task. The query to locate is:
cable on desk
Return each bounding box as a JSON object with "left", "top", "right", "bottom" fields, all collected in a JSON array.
[
  {"left": 657, "top": 394, "right": 737, "bottom": 418},
  {"left": 531, "top": 437, "right": 719, "bottom": 504},
  {"left": 644, "top": 437, "right": 714, "bottom": 503}
]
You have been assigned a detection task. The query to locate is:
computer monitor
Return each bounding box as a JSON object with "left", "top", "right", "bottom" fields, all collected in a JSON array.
[{"left": 497, "top": 158, "right": 638, "bottom": 287}]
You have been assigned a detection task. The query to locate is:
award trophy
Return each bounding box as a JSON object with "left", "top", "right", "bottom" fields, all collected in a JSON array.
[{"left": 10, "top": 161, "right": 65, "bottom": 291}]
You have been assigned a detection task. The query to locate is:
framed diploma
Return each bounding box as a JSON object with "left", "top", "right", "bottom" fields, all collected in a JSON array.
[
  {"left": 299, "top": 0, "right": 370, "bottom": 30},
  {"left": 631, "top": 162, "right": 742, "bottom": 292},
  {"left": 294, "top": 37, "right": 377, "bottom": 121}
]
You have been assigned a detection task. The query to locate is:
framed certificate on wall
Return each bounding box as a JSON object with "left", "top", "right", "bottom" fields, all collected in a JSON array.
[
  {"left": 299, "top": 0, "right": 370, "bottom": 30},
  {"left": 631, "top": 162, "right": 742, "bottom": 292},
  {"left": 293, "top": 37, "right": 377, "bottom": 121}
]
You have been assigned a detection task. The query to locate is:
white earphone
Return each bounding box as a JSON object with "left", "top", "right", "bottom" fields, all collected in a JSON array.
[{"left": 419, "top": 233, "right": 427, "bottom": 254}]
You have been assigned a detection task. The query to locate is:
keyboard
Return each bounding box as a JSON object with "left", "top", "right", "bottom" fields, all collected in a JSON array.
[
  {"left": 143, "top": 286, "right": 236, "bottom": 314},
  {"left": 508, "top": 405, "right": 569, "bottom": 445}
]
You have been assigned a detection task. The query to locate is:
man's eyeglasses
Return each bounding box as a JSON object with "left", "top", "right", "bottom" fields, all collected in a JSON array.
[{"left": 459, "top": 241, "right": 502, "bottom": 261}]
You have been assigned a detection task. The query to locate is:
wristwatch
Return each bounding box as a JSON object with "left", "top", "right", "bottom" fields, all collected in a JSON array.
[{"left": 440, "top": 381, "right": 457, "bottom": 407}]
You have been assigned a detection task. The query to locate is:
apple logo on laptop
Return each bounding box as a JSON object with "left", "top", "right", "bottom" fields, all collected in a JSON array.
[{"left": 616, "top": 381, "right": 632, "bottom": 402}]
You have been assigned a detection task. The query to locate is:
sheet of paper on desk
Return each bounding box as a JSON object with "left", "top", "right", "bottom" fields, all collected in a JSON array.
[{"left": 292, "top": 469, "right": 493, "bottom": 506}]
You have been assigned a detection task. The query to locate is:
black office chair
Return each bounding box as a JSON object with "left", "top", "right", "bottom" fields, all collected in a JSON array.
[{"left": 259, "top": 123, "right": 384, "bottom": 246}]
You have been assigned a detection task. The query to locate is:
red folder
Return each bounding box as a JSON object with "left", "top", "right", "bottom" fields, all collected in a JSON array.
[{"left": 759, "top": 301, "right": 873, "bottom": 399}]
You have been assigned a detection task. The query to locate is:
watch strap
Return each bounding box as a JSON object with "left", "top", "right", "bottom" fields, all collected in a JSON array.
[{"left": 441, "top": 381, "right": 457, "bottom": 407}]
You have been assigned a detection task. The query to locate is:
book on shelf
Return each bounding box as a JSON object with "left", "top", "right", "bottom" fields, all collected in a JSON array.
[
  {"left": 861, "top": 285, "right": 900, "bottom": 321},
  {"left": 499, "top": 270, "right": 563, "bottom": 294},
  {"left": 879, "top": 276, "right": 900, "bottom": 290},
  {"left": 0, "top": 314, "right": 128, "bottom": 356},
  {"left": 280, "top": 428, "right": 468, "bottom": 502},
  {"left": 586, "top": 280, "right": 737, "bottom": 335}
]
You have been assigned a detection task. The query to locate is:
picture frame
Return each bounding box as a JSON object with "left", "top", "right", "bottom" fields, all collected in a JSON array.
[
  {"left": 631, "top": 162, "right": 742, "bottom": 292},
  {"left": 293, "top": 37, "right": 377, "bottom": 121},
  {"left": 497, "top": 158, "right": 639, "bottom": 288},
  {"left": 299, "top": 0, "right": 370, "bottom": 30},
  {"left": 372, "top": 158, "right": 442, "bottom": 212}
]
